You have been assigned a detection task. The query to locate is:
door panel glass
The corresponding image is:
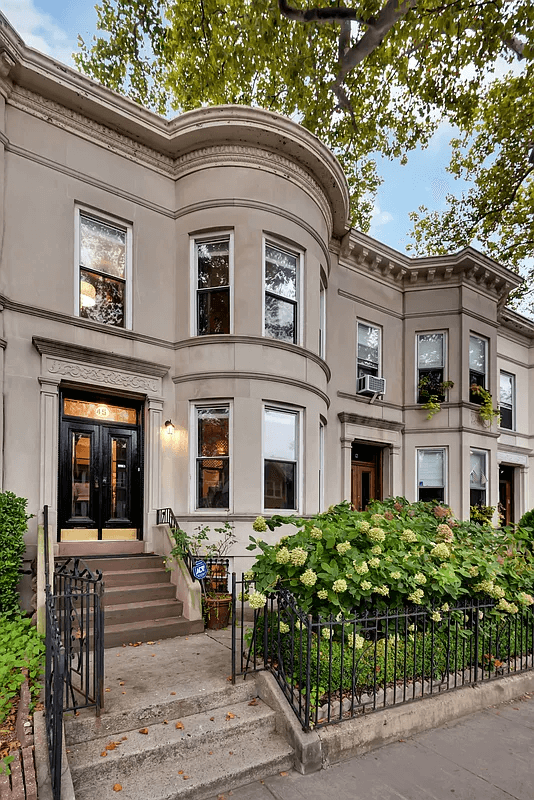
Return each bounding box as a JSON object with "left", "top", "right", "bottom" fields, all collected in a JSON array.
[
  {"left": 111, "top": 437, "right": 129, "bottom": 520},
  {"left": 72, "top": 433, "right": 91, "bottom": 518},
  {"left": 64, "top": 399, "right": 137, "bottom": 425},
  {"left": 361, "top": 471, "right": 371, "bottom": 510}
]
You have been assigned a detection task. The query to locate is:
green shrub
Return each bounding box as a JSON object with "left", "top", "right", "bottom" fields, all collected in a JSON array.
[
  {"left": 518, "top": 508, "right": 534, "bottom": 530},
  {"left": 247, "top": 498, "right": 534, "bottom": 618},
  {"left": 0, "top": 616, "right": 45, "bottom": 724},
  {"left": 0, "top": 492, "right": 32, "bottom": 616}
]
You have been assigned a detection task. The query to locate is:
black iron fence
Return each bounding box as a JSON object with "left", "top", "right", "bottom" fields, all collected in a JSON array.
[
  {"left": 232, "top": 578, "right": 534, "bottom": 731},
  {"left": 43, "top": 506, "right": 105, "bottom": 800}
]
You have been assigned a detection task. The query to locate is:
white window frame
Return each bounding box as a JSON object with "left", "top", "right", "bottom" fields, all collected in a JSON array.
[
  {"left": 416, "top": 331, "right": 447, "bottom": 403},
  {"left": 190, "top": 231, "right": 234, "bottom": 338},
  {"left": 190, "top": 401, "right": 232, "bottom": 513},
  {"left": 74, "top": 206, "right": 133, "bottom": 329},
  {"left": 262, "top": 404, "right": 302, "bottom": 513},
  {"left": 469, "top": 334, "right": 488, "bottom": 396},
  {"left": 499, "top": 371, "right": 515, "bottom": 431},
  {"left": 262, "top": 238, "right": 303, "bottom": 346},
  {"left": 357, "top": 320, "right": 382, "bottom": 380},
  {"left": 470, "top": 448, "right": 488, "bottom": 507},
  {"left": 416, "top": 447, "right": 447, "bottom": 504},
  {"left": 319, "top": 276, "right": 326, "bottom": 359}
]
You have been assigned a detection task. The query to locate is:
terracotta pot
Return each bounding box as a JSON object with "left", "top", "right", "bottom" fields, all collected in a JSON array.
[{"left": 204, "top": 595, "right": 232, "bottom": 630}]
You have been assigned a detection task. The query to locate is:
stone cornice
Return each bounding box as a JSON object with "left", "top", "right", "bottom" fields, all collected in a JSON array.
[
  {"left": 338, "top": 412, "right": 405, "bottom": 432},
  {"left": 172, "top": 370, "right": 330, "bottom": 407},
  {"left": 499, "top": 308, "right": 534, "bottom": 340},
  {"left": 174, "top": 335, "right": 331, "bottom": 381},
  {"left": 32, "top": 337, "right": 170, "bottom": 378},
  {"left": 0, "top": 14, "right": 349, "bottom": 236}
]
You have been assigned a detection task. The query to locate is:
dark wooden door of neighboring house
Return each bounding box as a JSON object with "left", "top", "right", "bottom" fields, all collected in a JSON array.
[
  {"left": 58, "top": 392, "right": 142, "bottom": 542},
  {"left": 351, "top": 443, "right": 382, "bottom": 511},
  {"left": 499, "top": 465, "right": 515, "bottom": 526}
]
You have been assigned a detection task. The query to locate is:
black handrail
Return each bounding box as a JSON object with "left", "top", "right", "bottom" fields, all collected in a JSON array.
[{"left": 156, "top": 507, "right": 196, "bottom": 581}]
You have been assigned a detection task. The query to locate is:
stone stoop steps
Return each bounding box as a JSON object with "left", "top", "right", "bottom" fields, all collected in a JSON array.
[
  {"left": 82, "top": 554, "right": 204, "bottom": 647},
  {"left": 64, "top": 678, "right": 294, "bottom": 800}
]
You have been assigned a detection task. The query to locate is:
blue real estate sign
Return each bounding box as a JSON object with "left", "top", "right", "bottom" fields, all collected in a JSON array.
[{"left": 193, "top": 560, "right": 208, "bottom": 580}]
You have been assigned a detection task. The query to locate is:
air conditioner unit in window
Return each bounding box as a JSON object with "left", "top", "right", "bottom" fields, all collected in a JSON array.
[{"left": 357, "top": 375, "right": 386, "bottom": 396}]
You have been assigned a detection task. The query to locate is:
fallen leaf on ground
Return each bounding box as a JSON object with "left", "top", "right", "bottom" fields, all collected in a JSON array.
[
  {"left": 147, "top": 641, "right": 155, "bottom": 645},
  {"left": 122, "top": 692, "right": 126, "bottom": 694},
  {"left": 105, "top": 688, "right": 111, "bottom": 693},
  {"left": 112, "top": 785, "right": 122, "bottom": 792},
  {"left": 119, "top": 682, "right": 125, "bottom": 686},
  {"left": 178, "top": 771, "right": 184, "bottom": 775},
  {"left": 229, "top": 751, "right": 234, "bottom": 755},
  {"left": 170, "top": 692, "right": 176, "bottom": 696},
  {"left": 105, "top": 743, "right": 116, "bottom": 751},
  {"left": 227, "top": 676, "right": 232, "bottom": 682},
  {"left": 139, "top": 728, "right": 149, "bottom": 735},
  {"left": 100, "top": 752, "right": 107, "bottom": 757},
  {"left": 208, "top": 751, "right": 213, "bottom": 755},
  {"left": 280, "top": 772, "right": 288, "bottom": 777},
  {"left": 122, "top": 737, "right": 127, "bottom": 741},
  {"left": 248, "top": 699, "right": 258, "bottom": 706},
  {"left": 163, "top": 720, "right": 168, "bottom": 725},
  {"left": 183, "top": 775, "right": 189, "bottom": 780},
  {"left": 175, "top": 722, "right": 184, "bottom": 730},
  {"left": 226, "top": 712, "right": 236, "bottom": 720}
]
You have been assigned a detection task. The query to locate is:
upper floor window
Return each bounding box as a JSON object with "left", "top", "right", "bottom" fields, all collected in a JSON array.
[
  {"left": 499, "top": 371, "right": 515, "bottom": 430},
  {"left": 357, "top": 322, "right": 381, "bottom": 379},
  {"left": 470, "top": 449, "right": 488, "bottom": 507},
  {"left": 319, "top": 277, "right": 326, "bottom": 359},
  {"left": 417, "top": 448, "right": 446, "bottom": 503},
  {"left": 264, "top": 243, "right": 299, "bottom": 344},
  {"left": 195, "top": 405, "right": 230, "bottom": 509},
  {"left": 264, "top": 407, "right": 299, "bottom": 510},
  {"left": 417, "top": 332, "right": 446, "bottom": 403},
  {"left": 469, "top": 335, "right": 487, "bottom": 403},
  {"left": 77, "top": 211, "right": 130, "bottom": 328},
  {"left": 195, "top": 236, "right": 231, "bottom": 335}
]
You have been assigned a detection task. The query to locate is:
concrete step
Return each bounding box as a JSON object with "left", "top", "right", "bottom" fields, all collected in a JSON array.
[
  {"left": 70, "top": 706, "right": 293, "bottom": 800},
  {"left": 104, "top": 598, "right": 184, "bottom": 626},
  {"left": 105, "top": 582, "right": 176, "bottom": 605},
  {"left": 65, "top": 673, "right": 259, "bottom": 745},
  {"left": 103, "top": 616, "right": 204, "bottom": 649},
  {"left": 102, "top": 567, "right": 171, "bottom": 587},
  {"left": 84, "top": 554, "right": 167, "bottom": 572},
  {"left": 68, "top": 698, "right": 279, "bottom": 785}
]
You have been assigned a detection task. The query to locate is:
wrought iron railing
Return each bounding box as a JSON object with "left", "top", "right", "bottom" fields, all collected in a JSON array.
[
  {"left": 156, "top": 507, "right": 196, "bottom": 581},
  {"left": 156, "top": 508, "right": 230, "bottom": 587},
  {"left": 232, "top": 580, "right": 534, "bottom": 731},
  {"left": 43, "top": 505, "right": 105, "bottom": 800}
]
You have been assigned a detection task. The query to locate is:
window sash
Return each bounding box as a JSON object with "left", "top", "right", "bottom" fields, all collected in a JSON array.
[
  {"left": 417, "top": 333, "right": 444, "bottom": 369},
  {"left": 196, "top": 406, "right": 230, "bottom": 510},
  {"left": 417, "top": 449, "right": 445, "bottom": 488},
  {"left": 78, "top": 212, "right": 128, "bottom": 328},
  {"left": 195, "top": 237, "right": 230, "bottom": 335},
  {"left": 264, "top": 242, "right": 299, "bottom": 343},
  {"left": 499, "top": 372, "right": 514, "bottom": 430},
  {"left": 263, "top": 407, "right": 299, "bottom": 510},
  {"left": 470, "top": 450, "right": 487, "bottom": 490},
  {"left": 357, "top": 322, "right": 380, "bottom": 377},
  {"left": 469, "top": 336, "right": 487, "bottom": 374}
]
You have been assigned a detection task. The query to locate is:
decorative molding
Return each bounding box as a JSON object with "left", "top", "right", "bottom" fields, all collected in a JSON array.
[
  {"left": 337, "top": 289, "right": 403, "bottom": 320},
  {"left": 33, "top": 337, "right": 170, "bottom": 377},
  {"left": 172, "top": 370, "right": 330, "bottom": 407},
  {"left": 497, "top": 450, "right": 530, "bottom": 465},
  {"left": 173, "top": 145, "right": 333, "bottom": 233},
  {"left": 46, "top": 359, "right": 159, "bottom": 394},
  {"left": 10, "top": 87, "right": 175, "bottom": 176},
  {"left": 174, "top": 334, "right": 330, "bottom": 381},
  {"left": 338, "top": 412, "right": 404, "bottom": 432}
]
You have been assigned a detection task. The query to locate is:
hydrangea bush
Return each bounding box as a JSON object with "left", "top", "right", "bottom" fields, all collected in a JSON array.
[{"left": 247, "top": 498, "right": 534, "bottom": 617}]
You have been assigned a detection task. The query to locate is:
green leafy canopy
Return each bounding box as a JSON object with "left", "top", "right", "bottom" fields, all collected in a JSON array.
[{"left": 77, "top": 1, "right": 534, "bottom": 306}]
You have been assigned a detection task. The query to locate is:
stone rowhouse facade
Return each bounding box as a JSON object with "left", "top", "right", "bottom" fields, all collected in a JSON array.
[{"left": 0, "top": 15, "right": 531, "bottom": 583}]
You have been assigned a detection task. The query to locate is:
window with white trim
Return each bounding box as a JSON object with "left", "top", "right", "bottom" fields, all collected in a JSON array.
[
  {"left": 417, "top": 448, "right": 446, "bottom": 503},
  {"left": 417, "top": 332, "right": 446, "bottom": 403},
  {"left": 77, "top": 211, "right": 130, "bottom": 327},
  {"left": 195, "top": 405, "right": 230, "bottom": 509},
  {"left": 319, "top": 278, "right": 326, "bottom": 359},
  {"left": 469, "top": 335, "right": 488, "bottom": 403},
  {"left": 194, "top": 236, "right": 231, "bottom": 335},
  {"left": 357, "top": 322, "right": 381, "bottom": 379},
  {"left": 499, "top": 371, "right": 515, "bottom": 430},
  {"left": 263, "top": 407, "right": 298, "bottom": 510},
  {"left": 264, "top": 243, "right": 299, "bottom": 344},
  {"left": 470, "top": 449, "right": 488, "bottom": 507}
]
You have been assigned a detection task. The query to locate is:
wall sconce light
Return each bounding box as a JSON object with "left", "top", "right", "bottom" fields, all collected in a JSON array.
[{"left": 164, "top": 419, "right": 175, "bottom": 435}]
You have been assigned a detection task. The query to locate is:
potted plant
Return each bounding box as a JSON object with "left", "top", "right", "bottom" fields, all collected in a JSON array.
[{"left": 202, "top": 523, "right": 237, "bottom": 630}]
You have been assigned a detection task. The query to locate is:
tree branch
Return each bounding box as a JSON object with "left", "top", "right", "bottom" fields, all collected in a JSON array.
[
  {"left": 332, "top": 0, "right": 417, "bottom": 94},
  {"left": 339, "top": 19, "right": 351, "bottom": 61},
  {"left": 278, "top": 0, "right": 371, "bottom": 25}
]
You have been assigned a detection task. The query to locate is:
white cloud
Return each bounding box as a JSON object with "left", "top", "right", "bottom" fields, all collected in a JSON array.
[
  {"left": 2, "top": 1, "right": 75, "bottom": 66},
  {"left": 370, "top": 201, "right": 393, "bottom": 230}
]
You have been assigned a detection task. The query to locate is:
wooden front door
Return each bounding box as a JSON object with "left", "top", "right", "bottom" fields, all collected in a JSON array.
[
  {"left": 351, "top": 443, "right": 382, "bottom": 511},
  {"left": 58, "top": 392, "right": 142, "bottom": 542},
  {"left": 499, "top": 465, "right": 515, "bottom": 526}
]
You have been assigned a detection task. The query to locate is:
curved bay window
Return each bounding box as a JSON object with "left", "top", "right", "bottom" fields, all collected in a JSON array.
[
  {"left": 264, "top": 243, "right": 299, "bottom": 344},
  {"left": 195, "top": 237, "right": 231, "bottom": 335},
  {"left": 196, "top": 406, "right": 230, "bottom": 509}
]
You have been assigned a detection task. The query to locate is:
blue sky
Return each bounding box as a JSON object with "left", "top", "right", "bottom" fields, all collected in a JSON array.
[{"left": 3, "top": 0, "right": 462, "bottom": 257}]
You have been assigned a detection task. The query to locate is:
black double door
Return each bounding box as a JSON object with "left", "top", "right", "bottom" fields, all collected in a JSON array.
[{"left": 59, "top": 415, "right": 141, "bottom": 542}]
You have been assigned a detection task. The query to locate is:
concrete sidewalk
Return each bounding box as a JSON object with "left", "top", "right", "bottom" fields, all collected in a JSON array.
[{"left": 207, "top": 692, "right": 534, "bottom": 800}]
